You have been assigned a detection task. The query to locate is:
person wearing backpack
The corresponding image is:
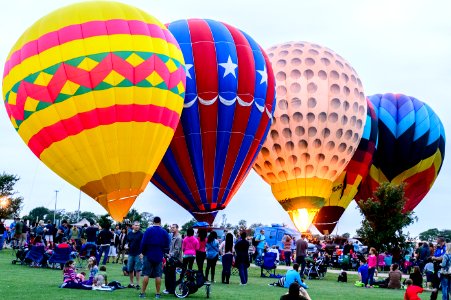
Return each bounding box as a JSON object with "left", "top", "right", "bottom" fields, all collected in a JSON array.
[{"left": 440, "top": 243, "right": 451, "bottom": 300}]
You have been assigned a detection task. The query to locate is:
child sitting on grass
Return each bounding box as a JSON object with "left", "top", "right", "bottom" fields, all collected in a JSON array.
[
  {"left": 61, "top": 260, "right": 91, "bottom": 290},
  {"left": 82, "top": 256, "right": 98, "bottom": 285},
  {"left": 122, "top": 259, "right": 129, "bottom": 276},
  {"left": 356, "top": 259, "right": 369, "bottom": 287},
  {"left": 404, "top": 279, "right": 423, "bottom": 300},
  {"left": 94, "top": 265, "right": 108, "bottom": 287}
]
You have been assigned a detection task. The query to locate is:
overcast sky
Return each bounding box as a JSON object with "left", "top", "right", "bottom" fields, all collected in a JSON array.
[{"left": 1, "top": 0, "right": 450, "bottom": 236}]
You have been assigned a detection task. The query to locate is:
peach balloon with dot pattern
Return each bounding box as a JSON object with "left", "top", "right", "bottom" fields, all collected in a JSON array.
[{"left": 253, "top": 41, "right": 366, "bottom": 232}]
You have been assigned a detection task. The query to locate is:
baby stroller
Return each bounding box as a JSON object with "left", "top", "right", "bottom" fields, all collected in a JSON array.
[
  {"left": 304, "top": 257, "right": 327, "bottom": 279},
  {"left": 12, "top": 245, "right": 29, "bottom": 265},
  {"left": 175, "top": 269, "right": 211, "bottom": 298}
]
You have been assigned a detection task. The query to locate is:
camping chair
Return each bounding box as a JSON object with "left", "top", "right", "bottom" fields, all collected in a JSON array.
[
  {"left": 76, "top": 243, "right": 97, "bottom": 269},
  {"left": 377, "top": 254, "right": 386, "bottom": 271},
  {"left": 384, "top": 255, "right": 393, "bottom": 271},
  {"left": 260, "top": 252, "right": 277, "bottom": 277},
  {"left": 25, "top": 245, "right": 46, "bottom": 267},
  {"left": 48, "top": 247, "right": 72, "bottom": 269}
]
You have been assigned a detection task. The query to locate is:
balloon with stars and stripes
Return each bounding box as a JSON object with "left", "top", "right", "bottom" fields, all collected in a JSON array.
[
  {"left": 355, "top": 93, "right": 446, "bottom": 213},
  {"left": 151, "top": 19, "right": 275, "bottom": 224},
  {"left": 2, "top": 2, "right": 186, "bottom": 221}
]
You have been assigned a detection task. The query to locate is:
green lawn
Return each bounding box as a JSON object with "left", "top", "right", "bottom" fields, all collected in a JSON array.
[{"left": 0, "top": 249, "right": 431, "bottom": 299}]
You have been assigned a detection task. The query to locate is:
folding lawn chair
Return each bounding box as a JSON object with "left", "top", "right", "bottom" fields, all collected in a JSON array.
[
  {"left": 260, "top": 252, "right": 277, "bottom": 277},
  {"left": 25, "top": 245, "right": 46, "bottom": 267},
  {"left": 48, "top": 247, "right": 72, "bottom": 269}
]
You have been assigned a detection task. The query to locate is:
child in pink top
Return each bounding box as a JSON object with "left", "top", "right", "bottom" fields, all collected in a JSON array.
[{"left": 367, "top": 247, "right": 378, "bottom": 287}]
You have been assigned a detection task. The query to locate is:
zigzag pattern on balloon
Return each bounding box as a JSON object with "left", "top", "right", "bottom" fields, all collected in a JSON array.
[
  {"left": 5, "top": 51, "right": 185, "bottom": 128},
  {"left": 183, "top": 95, "right": 273, "bottom": 118}
]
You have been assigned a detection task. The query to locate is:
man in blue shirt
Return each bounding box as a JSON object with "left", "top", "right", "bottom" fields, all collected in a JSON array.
[
  {"left": 357, "top": 259, "right": 369, "bottom": 287},
  {"left": 139, "top": 217, "right": 170, "bottom": 299},
  {"left": 255, "top": 229, "right": 266, "bottom": 261},
  {"left": 431, "top": 237, "right": 447, "bottom": 295}
]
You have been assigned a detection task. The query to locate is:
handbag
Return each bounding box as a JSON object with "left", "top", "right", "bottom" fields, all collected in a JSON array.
[{"left": 441, "top": 254, "right": 451, "bottom": 275}]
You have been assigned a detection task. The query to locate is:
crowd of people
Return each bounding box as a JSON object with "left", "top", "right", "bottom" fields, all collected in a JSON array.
[{"left": 3, "top": 216, "right": 450, "bottom": 299}]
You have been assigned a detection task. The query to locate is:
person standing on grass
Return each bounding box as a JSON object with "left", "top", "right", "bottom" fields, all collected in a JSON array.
[
  {"left": 127, "top": 221, "right": 143, "bottom": 289},
  {"left": 205, "top": 231, "right": 219, "bottom": 283},
  {"left": 255, "top": 229, "right": 266, "bottom": 261},
  {"left": 139, "top": 216, "right": 170, "bottom": 299},
  {"left": 367, "top": 247, "right": 378, "bottom": 287},
  {"left": 283, "top": 234, "right": 292, "bottom": 267},
  {"left": 163, "top": 224, "right": 182, "bottom": 295},
  {"left": 440, "top": 243, "right": 451, "bottom": 300},
  {"left": 235, "top": 231, "right": 250, "bottom": 285},
  {"left": 196, "top": 229, "right": 208, "bottom": 276},
  {"left": 96, "top": 223, "right": 113, "bottom": 266},
  {"left": 221, "top": 233, "right": 235, "bottom": 284},
  {"left": 0, "top": 220, "right": 6, "bottom": 251},
  {"left": 181, "top": 227, "right": 199, "bottom": 279},
  {"left": 295, "top": 234, "right": 308, "bottom": 277}
]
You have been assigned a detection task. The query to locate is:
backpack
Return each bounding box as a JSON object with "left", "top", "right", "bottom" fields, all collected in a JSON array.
[{"left": 252, "top": 236, "right": 259, "bottom": 247}]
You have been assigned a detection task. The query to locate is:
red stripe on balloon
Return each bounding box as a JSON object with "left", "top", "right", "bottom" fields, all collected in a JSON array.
[
  {"left": 4, "top": 20, "right": 179, "bottom": 77},
  {"left": 226, "top": 47, "right": 275, "bottom": 203},
  {"left": 28, "top": 104, "right": 180, "bottom": 158},
  {"left": 216, "top": 23, "right": 256, "bottom": 203},
  {"left": 188, "top": 19, "right": 219, "bottom": 202}
]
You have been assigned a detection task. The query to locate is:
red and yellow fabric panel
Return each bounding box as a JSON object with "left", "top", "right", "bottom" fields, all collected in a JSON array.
[{"left": 2, "top": 1, "right": 185, "bottom": 220}]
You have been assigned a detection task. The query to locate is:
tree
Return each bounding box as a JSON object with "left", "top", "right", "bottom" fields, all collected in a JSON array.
[
  {"left": 79, "top": 211, "right": 98, "bottom": 223},
  {"left": 419, "top": 228, "right": 451, "bottom": 242},
  {"left": 26, "top": 206, "right": 50, "bottom": 222},
  {"left": 356, "top": 182, "right": 416, "bottom": 252},
  {"left": 419, "top": 228, "right": 440, "bottom": 242},
  {"left": 342, "top": 232, "right": 351, "bottom": 239},
  {"left": 249, "top": 223, "right": 264, "bottom": 236},
  {"left": 0, "top": 173, "right": 24, "bottom": 219},
  {"left": 181, "top": 218, "right": 197, "bottom": 235}
]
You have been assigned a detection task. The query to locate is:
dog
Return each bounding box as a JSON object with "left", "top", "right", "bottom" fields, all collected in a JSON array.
[{"left": 337, "top": 270, "right": 348, "bottom": 283}]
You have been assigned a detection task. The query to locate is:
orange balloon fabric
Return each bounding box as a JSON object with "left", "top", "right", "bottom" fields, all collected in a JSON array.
[{"left": 253, "top": 41, "right": 366, "bottom": 231}]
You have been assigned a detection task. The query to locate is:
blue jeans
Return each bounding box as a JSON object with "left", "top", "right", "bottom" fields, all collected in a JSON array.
[
  {"left": 442, "top": 275, "right": 450, "bottom": 300},
  {"left": 368, "top": 267, "right": 376, "bottom": 286},
  {"left": 284, "top": 251, "right": 292, "bottom": 266},
  {"left": 0, "top": 235, "right": 4, "bottom": 250},
  {"left": 256, "top": 248, "right": 264, "bottom": 260},
  {"left": 98, "top": 245, "right": 110, "bottom": 265},
  {"left": 238, "top": 263, "right": 248, "bottom": 284}
]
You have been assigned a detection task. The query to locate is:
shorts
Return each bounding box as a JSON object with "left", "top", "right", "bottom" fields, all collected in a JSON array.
[
  {"left": 45, "top": 235, "right": 53, "bottom": 242},
  {"left": 426, "top": 271, "right": 434, "bottom": 283},
  {"left": 142, "top": 256, "right": 163, "bottom": 278},
  {"left": 127, "top": 255, "right": 142, "bottom": 272}
]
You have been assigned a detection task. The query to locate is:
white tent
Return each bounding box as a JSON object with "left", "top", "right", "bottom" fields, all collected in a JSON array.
[{"left": 71, "top": 218, "right": 90, "bottom": 227}]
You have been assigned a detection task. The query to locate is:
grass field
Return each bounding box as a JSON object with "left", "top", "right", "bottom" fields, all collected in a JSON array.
[{"left": 0, "top": 249, "right": 431, "bottom": 299}]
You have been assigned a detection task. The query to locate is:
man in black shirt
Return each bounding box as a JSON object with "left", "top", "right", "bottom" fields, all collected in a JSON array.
[
  {"left": 85, "top": 221, "right": 99, "bottom": 245},
  {"left": 127, "top": 221, "right": 143, "bottom": 289},
  {"left": 97, "top": 224, "right": 113, "bottom": 265}
]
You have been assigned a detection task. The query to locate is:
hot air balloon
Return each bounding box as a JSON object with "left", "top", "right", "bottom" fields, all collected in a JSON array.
[
  {"left": 151, "top": 19, "right": 275, "bottom": 224},
  {"left": 356, "top": 93, "right": 446, "bottom": 212},
  {"left": 314, "top": 98, "right": 378, "bottom": 234},
  {"left": 253, "top": 41, "right": 367, "bottom": 232},
  {"left": 2, "top": 2, "right": 186, "bottom": 221}
]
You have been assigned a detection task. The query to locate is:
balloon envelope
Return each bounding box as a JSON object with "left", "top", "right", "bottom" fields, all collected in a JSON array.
[
  {"left": 151, "top": 19, "right": 275, "bottom": 224},
  {"left": 314, "top": 98, "right": 378, "bottom": 234},
  {"left": 356, "top": 93, "right": 446, "bottom": 212},
  {"left": 253, "top": 42, "right": 367, "bottom": 232},
  {"left": 2, "top": 1, "right": 186, "bottom": 220}
]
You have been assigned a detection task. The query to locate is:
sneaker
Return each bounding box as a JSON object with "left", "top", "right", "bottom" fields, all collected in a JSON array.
[
  {"left": 155, "top": 294, "right": 161, "bottom": 299},
  {"left": 136, "top": 285, "right": 141, "bottom": 290},
  {"left": 162, "top": 290, "right": 169, "bottom": 294},
  {"left": 240, "top": 283, "right": 247, "bottom": 286},
  {"left": 128, "top": 284, "right": 136, "bottom": 288},
  {"left": 138, "top": 293, "right": 146, "bottom": 298}
]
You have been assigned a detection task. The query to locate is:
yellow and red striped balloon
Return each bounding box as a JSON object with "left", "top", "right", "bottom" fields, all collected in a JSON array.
[{"left": 2, "top": 1, "right": 186, "bottom": 220}]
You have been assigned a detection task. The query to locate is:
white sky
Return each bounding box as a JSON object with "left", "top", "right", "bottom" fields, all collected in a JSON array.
[{"left": 1, "top": 0, "right": 450, "bottom": 236}]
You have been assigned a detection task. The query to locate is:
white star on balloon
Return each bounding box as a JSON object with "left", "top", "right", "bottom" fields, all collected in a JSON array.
[
  {"left": 257, "top": 65, "right": 268, "bottom": 84},
  {"left": 185, "top": 64, "right": 193, "bottom": 79},
  {"left": 219, "top": 56, "right": 238, "bottom": 78}
]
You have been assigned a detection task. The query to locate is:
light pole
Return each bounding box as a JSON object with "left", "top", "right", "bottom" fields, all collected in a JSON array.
[
  {"left": 53, "top": 190, "right": 59, "bottom": 224},
  {"left": 77, "top": 190, "right": 81, "bottom": 222}
]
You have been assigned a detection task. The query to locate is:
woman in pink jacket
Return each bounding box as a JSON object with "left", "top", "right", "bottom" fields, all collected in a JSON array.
[{"left": 181, "top": 227, "right": 199, "bottom": 278}]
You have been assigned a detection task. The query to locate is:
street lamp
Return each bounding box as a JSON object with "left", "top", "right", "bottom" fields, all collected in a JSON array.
[{"left": 53, "top": 190, "right": 59, "bottom": 224}]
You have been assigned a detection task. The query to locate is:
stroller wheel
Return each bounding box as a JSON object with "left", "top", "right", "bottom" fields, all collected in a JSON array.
[{"left": 174, "top": 282, "right": 189, "bottom": 298}]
